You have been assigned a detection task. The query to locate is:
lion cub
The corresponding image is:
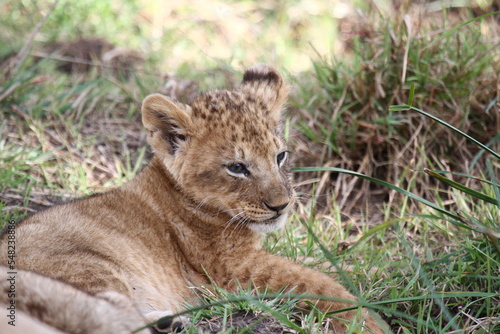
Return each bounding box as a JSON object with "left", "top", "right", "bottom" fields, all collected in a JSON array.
[{"left": 0, "top": 64, "right": 388, "bottom": 333}]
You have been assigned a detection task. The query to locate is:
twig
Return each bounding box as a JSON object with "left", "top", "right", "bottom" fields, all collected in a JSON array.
[
  {"left": 11, "top": 0, "right": 60, "bottom": 75},
  {"left": 401, "top": 14, "right": 412, "bottom": 84},
  {"left": 0, "top": 82, "right": 21, "bottom": 104}
]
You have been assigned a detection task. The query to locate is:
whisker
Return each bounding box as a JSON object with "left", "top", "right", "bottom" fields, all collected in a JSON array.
[
  {"left": 195, "top": 197, "right": 210, "bottom": 211},
  {"left": 222, "top": 211, "right": 246, "bottom": 237},
  {"left": 230, "top": 216, "right": 249, "bottom": 238},
  {"left": 293, "top": 178, "right": 320, "bottom": 188}
]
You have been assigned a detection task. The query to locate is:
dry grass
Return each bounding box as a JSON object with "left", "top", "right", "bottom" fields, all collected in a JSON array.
[{"left": 290, "top": 2, "right": 500, "bottom": 220}]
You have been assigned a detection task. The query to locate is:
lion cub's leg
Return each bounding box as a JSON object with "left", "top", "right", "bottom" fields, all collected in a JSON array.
[
  {"left": 226, "top": 252, "right": 390, "bottom": 333},
  {"left": 0, "top": 307, "right": 67, "bottom": 334},
  {"left": 0, "top": 267, "right": 150, "bottom": 334},
  {"left": 130, "top": 268, "right": 194, "bottom": 333},
  {"left": 99, "top": 294, "right": 191, "bottom": 333}
]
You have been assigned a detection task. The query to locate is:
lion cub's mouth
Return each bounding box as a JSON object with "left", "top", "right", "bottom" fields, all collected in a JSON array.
[
  {"left": 269, "top": 213, "right": 282, "bottom": 220},
  {"left": 227, "top": 204, "right": 292, "bottom": 230},
  {"left": 243, "top": 204, "right": 293, "bottom": 226},
  {"left": 245, "top": 213, "right": 289, "bottom": 234},
  {"left": 246, "top": 212, "right": 287, "bottom": 225}
]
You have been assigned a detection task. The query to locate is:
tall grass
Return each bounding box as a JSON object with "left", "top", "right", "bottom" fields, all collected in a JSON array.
[
  {"left": 292, "top": 3, "right": 499, "bottom": 216},
  {"left": 292, "top": 83, "right": 499, "bottom": 331},
  {"left": 288, "top": 4, "right": 499, "bottom": 333}
]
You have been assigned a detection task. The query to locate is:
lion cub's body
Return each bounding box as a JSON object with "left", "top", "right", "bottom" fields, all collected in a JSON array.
[{"left": 0, "top": 65, "right": 388, "bottom": 333}]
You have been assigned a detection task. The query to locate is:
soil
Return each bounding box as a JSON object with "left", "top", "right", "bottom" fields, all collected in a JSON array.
[{"left": 196, "top": 310, "right": 290, "bottom": 334}]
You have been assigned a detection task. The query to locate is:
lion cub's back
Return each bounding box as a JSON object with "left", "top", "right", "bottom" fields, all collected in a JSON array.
[{"left": 0, "top": 189, "right": 174, "bottom": 294}]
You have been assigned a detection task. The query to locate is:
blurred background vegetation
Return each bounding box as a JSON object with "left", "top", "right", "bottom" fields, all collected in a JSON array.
[
  {"left": 1, "top": 0, "right": 499, "bottom": 333},
  {"left": 0, "top": 0, "right": 349, "bottom": 73}
]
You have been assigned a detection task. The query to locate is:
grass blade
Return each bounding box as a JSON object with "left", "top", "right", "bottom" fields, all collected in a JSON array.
[
  {"left": 416, "top": 170, "right": 500, "bottom": 188},
  {"left": 294, "top": 166, "right": 470, "bottom": 229},
  {"left": 341, "top": 218, "right": 403, "bottom": 254},
  {"left": 424, "top": 11, "right": 500, "bottom": 51},
  {"left": 424, "top": 168, "right": 499, "bottom": 205},
  {"left": 388, "top": 105, "right": 500, "bottom": 160},
  {"left": 407, "top": 83, "right": 415, "bottom": 107},
  {"left": 250, "top": 300, "right": 308, "bottom": 334},
  {"left": 487, "top": 160, "right": 500, "bottom": 208}
]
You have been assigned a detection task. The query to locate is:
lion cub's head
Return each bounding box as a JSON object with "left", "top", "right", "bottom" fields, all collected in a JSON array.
[{"left": 141, "top": 64, "right": 294, "bottom": 233}]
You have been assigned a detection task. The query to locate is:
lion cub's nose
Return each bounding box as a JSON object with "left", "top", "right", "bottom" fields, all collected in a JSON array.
[{"left": 264, "top": 202, "right": 288, "bottom": 213}]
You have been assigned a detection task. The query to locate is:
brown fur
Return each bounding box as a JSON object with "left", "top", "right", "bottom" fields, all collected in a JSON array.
[{"left": 0, "top": 64, "right": 389, "bottom": 333}]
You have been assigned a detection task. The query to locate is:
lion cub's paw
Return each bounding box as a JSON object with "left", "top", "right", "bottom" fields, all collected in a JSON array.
[{"left": 145, "top": 310, "right": 190, "bottom": 333}]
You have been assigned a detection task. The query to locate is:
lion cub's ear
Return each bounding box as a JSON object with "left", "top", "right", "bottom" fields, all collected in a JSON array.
[
  {"left": 141, "top": 93, "right": 193, "bottom": 157},
  {"left": 239, "top": 64, "right": 289, "bottom": 124}
]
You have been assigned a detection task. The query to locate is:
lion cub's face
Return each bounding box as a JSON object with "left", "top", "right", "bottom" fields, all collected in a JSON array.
[{"left": 141, "top": 64, "right": 294, "bottom": 233}]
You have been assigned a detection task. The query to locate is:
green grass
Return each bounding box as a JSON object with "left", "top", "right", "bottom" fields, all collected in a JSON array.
[
  {"left": 287, "top": 4, "right": 499, "bottom": 331},
  {"left": 1, "top": 1, "right": 499, "bottom": 333}
]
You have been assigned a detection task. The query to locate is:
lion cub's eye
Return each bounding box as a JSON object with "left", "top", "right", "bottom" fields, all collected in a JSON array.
[
  {"left": 277, "top": 151, "right": 288, "bottom": 167},
  {"left": 226, "top": 163, "right": 250, "bottom": 177}
]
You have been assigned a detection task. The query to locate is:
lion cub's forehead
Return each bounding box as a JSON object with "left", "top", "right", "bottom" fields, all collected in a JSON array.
[{"left": 191, "top": 90, "right": 283, "bottom": 154}]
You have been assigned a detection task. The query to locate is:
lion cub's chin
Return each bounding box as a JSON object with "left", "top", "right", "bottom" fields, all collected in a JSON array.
[{"left": 248, "top": 213, "right": 289, "bottom": 234}]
